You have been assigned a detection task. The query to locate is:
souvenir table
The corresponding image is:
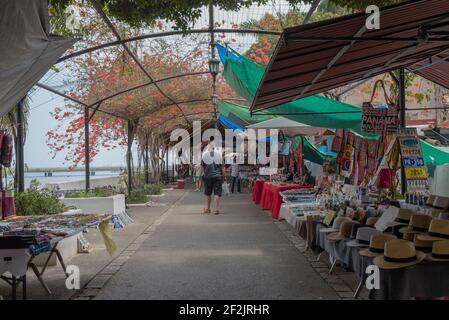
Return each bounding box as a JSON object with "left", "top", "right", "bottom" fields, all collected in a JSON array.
[
  {"left": 369, "top": 261, "right": 449, "bottom": 300},
  {"left": 0, "top": 213, "right": 110, "bottom": 300},
  {"left": 251, "top": 180, "right": 265, "bottom": 204},
  {"left": 313, "top": 222, "right": 449, "bottom": 300},
  {"left": 259, "top": 183, "right": 310, "bottom": 219},
  {"left": 279, "top": 202, "right": 322, "bottom": 250}
]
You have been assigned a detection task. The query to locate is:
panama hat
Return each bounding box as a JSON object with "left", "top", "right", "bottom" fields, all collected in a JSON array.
[
  {"left": 403, "top": 231, "right": 415, "bottom": 242},
  {"left": 366, "top": 217, "right": 378, "bottom": 226},
  {"left": 417, "top": 219, "right": 449, "bottom": 242},
  {"left": 426, "top": 240, "right": 449, "bottom": 261},
  {"left": 328, "top": 220, "right": 359, "bottom": 241},
  {"left": 385, "top": 208, "right": 413, "bottom": 228},
  {"left": 413, "top": 236, "right": 433, "bottom": 253},
  {"left": 398, "top": 214, "right": 433, "bottom": 235},
  {"left": 374, "top": 239, "right": 425, "bottom": 269},
  {"left": 350, "top": 223, "right": 372, "bottom": 239},
  {"left": 347, "top": 227, "right": 381, "bottom": 248},
  {"left": 319, "top": 217, "right": 350, "bottom": 234},
  {"left": 359, "top": 233, "right": 397, "bottom": 257}
]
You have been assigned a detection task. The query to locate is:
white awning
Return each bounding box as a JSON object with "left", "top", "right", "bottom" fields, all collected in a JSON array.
[
  {"left": 0, "top": 0, "right": 76, "bottom": 116},
  {"left": 247, "top": 117, "right": 326, "bottom": 136}
]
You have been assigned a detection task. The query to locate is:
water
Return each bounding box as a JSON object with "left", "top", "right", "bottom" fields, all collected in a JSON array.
[{"left": 3, "top": 170, "right": 122, "bottom": 189}]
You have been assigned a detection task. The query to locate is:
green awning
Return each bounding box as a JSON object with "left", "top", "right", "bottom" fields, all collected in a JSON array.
[
  {"left": 420, "top": 140, "right": 449, "bottom": 166},
  {"left": 219, "top": 45, "right": 378, "bottom": 139}
]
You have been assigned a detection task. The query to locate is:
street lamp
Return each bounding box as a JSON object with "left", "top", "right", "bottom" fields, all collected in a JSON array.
[
  {"left": 208, "top": 57, "right": 220, "bottom": 76},
  {"left": 211, "top": 93, "right": 218, "bottom": 106}
]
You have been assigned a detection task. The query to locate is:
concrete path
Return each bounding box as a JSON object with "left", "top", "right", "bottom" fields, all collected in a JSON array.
[{"left": 95, "top": 190, "right": 338, "bottom": 300}]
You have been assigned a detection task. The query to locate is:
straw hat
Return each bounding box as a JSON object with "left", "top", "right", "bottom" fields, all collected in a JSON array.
[
  {"left": 426, "top": 240, "right": 449, "bottom": 261},
  {"left": 398, "top": 214, "right": 433, "bottom": 235},
  {"left": 403, "top": 231, "right": 415, "bottom": 242},
  {"left": 366, "top": 217, "right": 378, "bottom": 226},
  {"left": 359, "top": 233, "right": 397, "bottom": 257},
  {"left": 413, "top": 235, "right": 433, "bottom": 253},
  {"left": 347, "top": 227, "right": 381, "bottom": 248},
  {"left": 319, "top": 217, "right": 350, "bottom": 233},
  {"left": 374, "top": 239, "right": 425, "bottom": 269},
  {"left": 350, "top": 223, "right": 371, "bottom": 239},
  {"left": 328, "top": 220, "right": 359, "bottom": 241},
  {"left": 417, "top": 219, "right": 449, "bottom": 242},
  {"left": 385, "top": 208, "right": 413, "bottom": 228}
]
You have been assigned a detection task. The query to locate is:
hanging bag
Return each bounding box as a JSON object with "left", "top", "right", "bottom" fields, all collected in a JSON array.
[{"left": 361, "top": 80, "right": 399, "bottom": 136}]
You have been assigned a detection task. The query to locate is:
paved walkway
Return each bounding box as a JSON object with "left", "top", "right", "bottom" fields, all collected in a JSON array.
[{"left": 94, "top": 190, "right": 338, "bottom": 300}]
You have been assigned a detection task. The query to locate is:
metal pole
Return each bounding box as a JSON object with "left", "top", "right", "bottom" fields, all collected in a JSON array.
[
  {"left": 209, "top": 2, "right": 218, "bottom": 122},
  {"left": 84, "top": 106, "right": 90, "bottom": 192},
  {"left": 144, "top": 137, "right": 149, "bottom": 184},
  {"left": 398, "top": 68, "right": 407, "bottom": 195},
  {"left": 16, "top": 98, "right": 25, "bottom": 192},
  {"left": 127, "top": 120, "right": 133, "bottom": 195},
  {"left": 166, "top": 146, "right": 169, "bottom": 184}
]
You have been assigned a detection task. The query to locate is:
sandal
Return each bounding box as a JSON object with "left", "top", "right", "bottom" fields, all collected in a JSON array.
[
  {"left": 214, "top": 210, "right": 220, "bottom": 215},
  {"left": 203, "top": 208, "right": 211, "bottom": 214}
]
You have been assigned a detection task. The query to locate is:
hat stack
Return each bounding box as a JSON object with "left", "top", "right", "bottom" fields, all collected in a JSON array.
[
  {"left": 359, "top": 233, "right": 398, "bottom": 257},
  {"left": 413, "top": 235, "right": 433, "bottom": 253},
  {"left": 417, "top": 219, "right": 449, "bottom": 242},
  {"left": 385, "top": 208, "right": 413, "bottom": 228},
  {"left": 328, "top": 220, "right": 359, "bottom": 241},
  {"left": 373, "top": 239, "right": 426, "bottom": 269},
  {"left": 399, "top": 214, "right": 433, "bottom": 237},
  {"left": 347, "top": 227, "right": 381, "bottom": 247},
  {"left": 426, "top": 240, "right": 449, "bottom": 261},
  {"left": 320, "top": 217, "right": 351, "bottom": 234}
]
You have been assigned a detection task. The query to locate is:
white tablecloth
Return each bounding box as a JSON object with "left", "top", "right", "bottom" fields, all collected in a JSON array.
[{"left": 0, "top": 249, "right": 31, "bottom": 277}]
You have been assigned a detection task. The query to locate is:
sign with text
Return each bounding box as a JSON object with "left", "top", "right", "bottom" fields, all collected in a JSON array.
[
  {"left": 398, "top": 136, "right": 428, "bottom": 191},
  {"left": 361, "top": 103, "right": 399, "bottom": 135}
]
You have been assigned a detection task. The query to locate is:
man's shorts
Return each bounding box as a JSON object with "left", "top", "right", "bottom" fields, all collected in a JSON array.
[{"left": 203, "top": 177, "right": 222, "bottom": 197}]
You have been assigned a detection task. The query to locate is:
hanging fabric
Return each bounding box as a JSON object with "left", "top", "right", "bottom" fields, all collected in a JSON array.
[{"left": 0, "top": 133, "right": 13, "bottom": 167}]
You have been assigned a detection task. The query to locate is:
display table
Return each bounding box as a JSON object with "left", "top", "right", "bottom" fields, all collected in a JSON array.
[
  {"left": 312, "top": 222, "right": 449, "bottom": 299},
  {"left": 398, "top": 200, "right": 446, "bottom": 216},
  {"left": 370, "top": 261, "right": 449, "bottom": 300},
  {"left": 259, "top": 183, "right": 310, "bottom": 219},
  {"left": 251, "top": 180, "right": 265, "bottom": 204},
  {"left": 0, "top": 213, "right": 111, "bottom": 300},
  {"left": 279, "top": 206, "right": 321, "bottom": 250}
]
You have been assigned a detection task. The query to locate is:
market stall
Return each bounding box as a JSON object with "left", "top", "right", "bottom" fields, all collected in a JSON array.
[{"left": 0, "top": 213, "right": 113, "bottom": 299}]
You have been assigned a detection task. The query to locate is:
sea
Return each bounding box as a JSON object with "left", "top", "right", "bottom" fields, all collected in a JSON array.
[{"left": 3, "top": 170, "right": 122, "bottom": 189}]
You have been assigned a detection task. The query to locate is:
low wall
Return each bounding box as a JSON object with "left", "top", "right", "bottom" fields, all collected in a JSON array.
[
  {"left": 61, "top": 194, "right": 126, "bottom": 215},
  {"left": 45, "top": 176, "right": 121, "bottom": 191}
]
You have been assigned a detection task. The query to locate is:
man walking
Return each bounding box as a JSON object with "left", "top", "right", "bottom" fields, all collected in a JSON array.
[
  {"left": 202, "top": 144, "right": 225, "bottom": 215},
  {"left": 230, "top": 159, "right": 241, "bottom": 193}
]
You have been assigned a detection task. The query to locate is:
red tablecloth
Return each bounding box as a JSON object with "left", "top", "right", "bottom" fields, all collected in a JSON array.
[
  {"left": 251, "top": 180, "right": 265, "bottom": 204},
  {"left": 259, "top": 183, "right": 310, "bottom": 220}
]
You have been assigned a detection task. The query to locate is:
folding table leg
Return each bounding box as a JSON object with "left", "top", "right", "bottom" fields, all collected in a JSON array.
[
  {"left": 329, "top": 259, "right": 338, "bottom": 275},
  {"left": 12, "top": 276, "right": 17, "bottom": 300},
  {"left": 54, "top": 249, "right": 68, "bottom": 277},
  {"left": 354, "top": 276, "right": 365, "bottom": 299},
  {"left": 315, "top": 252, "right": 323, "bottom": 262},
  {"left": 39, "top": 249, "right": 56, "bottom": 276},
  {"left": 29, "top": 263, "right": 51, "bottom": 295},
  {"left": 22, "top": 275, "right": 27, "bottom": 300}
]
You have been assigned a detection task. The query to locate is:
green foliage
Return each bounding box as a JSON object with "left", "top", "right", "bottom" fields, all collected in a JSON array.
[
  {"left": 126, "top": 189, "right": 148, "bottom": 204},
  {"left": 65, "top": 188, "right": 115, "bottom": 198},
  {"left": 49, "top": 0, "right": 404, "bottom": 32},
  {"left": 143, "top": 183, "right": 162, "bottom": 195},
  {"left": 15, "top": 190, "right": 67, "bottom": 216}
]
